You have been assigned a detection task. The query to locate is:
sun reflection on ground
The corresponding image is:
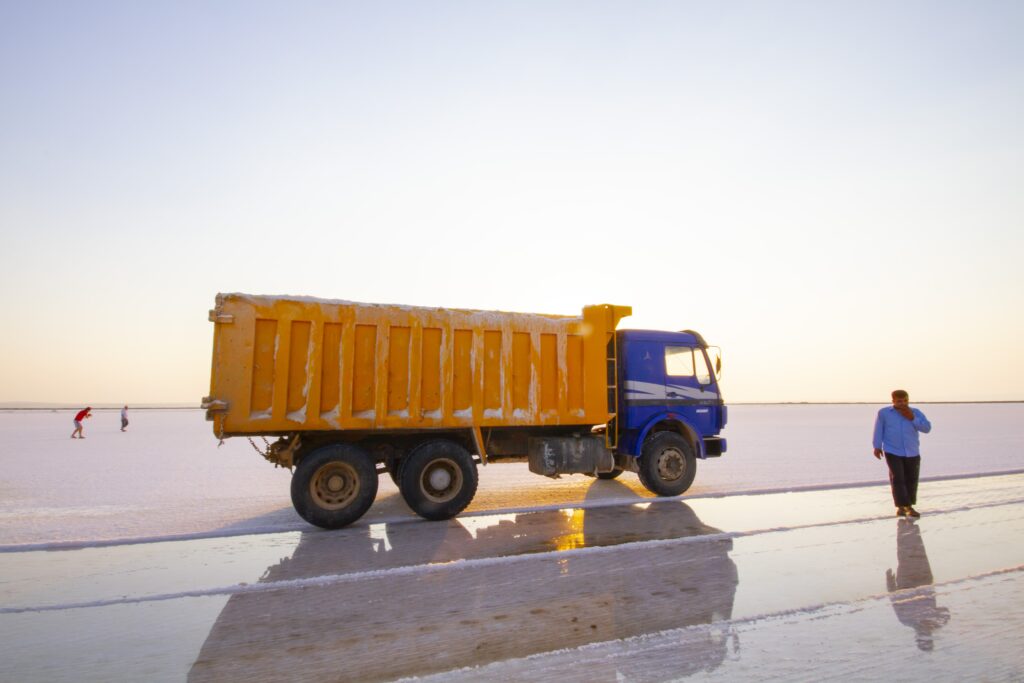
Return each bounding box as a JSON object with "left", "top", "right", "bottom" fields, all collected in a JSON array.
[{"left": 456, "top": 513, "right": 518, "bottom": 539}]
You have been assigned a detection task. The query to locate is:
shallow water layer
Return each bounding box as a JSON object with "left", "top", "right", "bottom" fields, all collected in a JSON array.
[{"left": 1, "top": 474, "right": 1022, "bottom": 682}]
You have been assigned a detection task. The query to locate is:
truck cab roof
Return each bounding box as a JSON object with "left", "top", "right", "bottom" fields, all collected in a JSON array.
[{"left": 618, "top": 329, "right": 709, "bottom": 349}]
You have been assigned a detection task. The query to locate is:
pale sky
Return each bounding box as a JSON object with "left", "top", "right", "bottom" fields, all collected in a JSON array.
[{"left": 1, "top": 1, "right": 1022, "bottom": 405}]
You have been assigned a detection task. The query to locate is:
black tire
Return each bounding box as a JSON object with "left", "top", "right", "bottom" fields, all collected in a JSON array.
[
  {"left": 290, "top": 443, "right": 378, "bottom": 529},
  {"left": 596, "top": 468, "right": 624, "bottom": 480},
  {"left": 637, "top": 432, "right": 697, "bottom": 496},
  {"left": 399, "top": 440, "right": 478, "bottom": 521}
]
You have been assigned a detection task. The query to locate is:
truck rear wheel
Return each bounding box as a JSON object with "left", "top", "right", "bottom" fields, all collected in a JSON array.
[
  {"left": 596, "top": 468, "right": 624, "bottom": 480},
  {"left": 638, "top": 432, "right": 696, "bottom": 496},
  {"left": 291, "top": 444, "right": 378, "bottom": 529},
  {"left": 399, "top": 440, "right": 478, "bottom": 521}
]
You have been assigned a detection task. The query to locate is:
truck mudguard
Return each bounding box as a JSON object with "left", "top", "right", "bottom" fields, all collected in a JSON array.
[{"left": 627, "top": 412, "right": 706, "bottom": 459}]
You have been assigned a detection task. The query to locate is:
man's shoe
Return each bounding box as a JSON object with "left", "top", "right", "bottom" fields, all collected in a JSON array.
[
  {"left": 896, "top": 507, "right": 908, "bottom": 517},
  {"left": 906, "top": 507, "right": 921, "bottom": 518}
]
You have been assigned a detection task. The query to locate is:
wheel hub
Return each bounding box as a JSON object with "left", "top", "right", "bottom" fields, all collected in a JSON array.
[
  {"left": 657, "top": 448, "right": 685, "bottom": 482},
  {"left": 311, "top": 462, "right": 360, "bottom": 509},
  {"left": 421, "top": 458, "right": 462, "bottom": 503},
  {"left": 429, "top": 468, "right": 452, "bottom": 490}
]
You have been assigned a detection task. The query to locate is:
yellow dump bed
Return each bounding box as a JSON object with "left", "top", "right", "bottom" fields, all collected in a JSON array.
[{"left": 205, "top": 293, "right": 631, "bottom": 437}]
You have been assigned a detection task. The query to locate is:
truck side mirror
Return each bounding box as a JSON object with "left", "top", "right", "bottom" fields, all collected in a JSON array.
[{"left": 706, "top": 346, "right": 722, "bottom": 381}]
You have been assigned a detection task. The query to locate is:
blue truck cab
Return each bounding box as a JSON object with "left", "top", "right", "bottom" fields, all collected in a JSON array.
[
  {"left": 609, "top": 329, "right": 727, "bottom": 494},
  {"left": 527, "top": 326, "right": 727, "bottom": 499}
]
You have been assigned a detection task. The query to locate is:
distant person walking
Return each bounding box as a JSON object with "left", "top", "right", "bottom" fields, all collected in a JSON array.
[
  {"left": 873, "top": 390, "right": 932, "bottom": 517},
  {"left": 71, "top": 407, "right": 92, "bottom": 439},
  {"left": 120, "top": 405, "right": 129, "bottom": 432}
]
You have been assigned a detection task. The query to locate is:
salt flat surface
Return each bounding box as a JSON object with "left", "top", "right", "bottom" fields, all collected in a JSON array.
[
  {"left": 0, "top": 404, "right": 1021, "bottom": 547},
  {"left": 1, "top": 475, "right": 1022, "bottom": 681},
  {"left": 0, "top": 404, "right": 1021, "bottom": 682}
]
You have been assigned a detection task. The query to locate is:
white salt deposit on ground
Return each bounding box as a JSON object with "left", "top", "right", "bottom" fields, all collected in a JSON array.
[{"left": 0, "top": 404, "right": 1020, "bottom": 547}]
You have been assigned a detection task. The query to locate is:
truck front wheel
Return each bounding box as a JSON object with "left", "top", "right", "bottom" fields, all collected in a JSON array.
[
  {"left": 291, "top": 444, "right": 378, "bottom": 529},
  {"left": 638, "top": 432, "right": 696, "bottom": 496},
  {"left": 399, "top": 440, "right": 478, "bottom": 521}
]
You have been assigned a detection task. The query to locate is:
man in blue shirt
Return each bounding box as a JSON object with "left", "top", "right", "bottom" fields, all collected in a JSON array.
[{"left": 873, "top": 389, "right": 932, "bottom": 517}]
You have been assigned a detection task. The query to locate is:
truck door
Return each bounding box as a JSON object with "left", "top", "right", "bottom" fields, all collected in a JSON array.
[
  {"left": 664, "top": 345, "right": 717, "bottom": 437},
  {"left": 624, "top": 340, "right": 669, "bottom": 401},
  {"left": 620, "top": 338, "right": 671, "bottom": 442}
]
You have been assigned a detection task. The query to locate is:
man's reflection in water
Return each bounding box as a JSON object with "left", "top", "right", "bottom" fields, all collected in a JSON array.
[{"left": 885, "top": 518, "right": 950, "bottom": 651}]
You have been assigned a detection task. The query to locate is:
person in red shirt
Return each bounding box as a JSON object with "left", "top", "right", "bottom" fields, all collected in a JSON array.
[{"left": 71, "top": 407, "right": 92, "bottom": 439}]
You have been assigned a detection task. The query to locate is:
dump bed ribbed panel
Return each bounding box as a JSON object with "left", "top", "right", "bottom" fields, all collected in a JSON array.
[{"left": 207, "top": 294, "right": 630, "bottom": 436}]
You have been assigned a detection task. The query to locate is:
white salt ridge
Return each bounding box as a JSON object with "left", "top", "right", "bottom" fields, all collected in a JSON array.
[{"left": 0, "top": 523, "right": 307, "bottom": 554}]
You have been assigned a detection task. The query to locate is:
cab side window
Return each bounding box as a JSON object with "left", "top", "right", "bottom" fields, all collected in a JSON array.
[{"left": 665, "top": 346, "right": 695, "bottom": 377}]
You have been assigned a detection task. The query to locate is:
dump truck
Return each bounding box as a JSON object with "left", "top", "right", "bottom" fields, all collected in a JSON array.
[{"left": 203, "top": 293, "right": 727, "bottom": 529}]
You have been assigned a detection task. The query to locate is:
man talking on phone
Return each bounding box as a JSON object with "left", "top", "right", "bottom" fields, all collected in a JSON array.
[{"left": 873, "top": 390, "right": 932, "bottom": 517}]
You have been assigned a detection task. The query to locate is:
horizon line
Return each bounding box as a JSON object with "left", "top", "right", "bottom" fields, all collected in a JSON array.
[{"left": 3, "top": 400, "right": 1022, "bottom": 410}]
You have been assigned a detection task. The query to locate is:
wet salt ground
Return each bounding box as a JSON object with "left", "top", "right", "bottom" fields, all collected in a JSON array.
[
  {"left": 433, "top": 571, "right": 1024, "bottom": 682},
  {"left": 1, "top": 474, "right": 1023, "bottom": 682}
]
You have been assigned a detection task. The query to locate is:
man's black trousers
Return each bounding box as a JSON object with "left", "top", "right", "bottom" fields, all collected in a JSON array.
[{"left": 884, "top": 453, "right": 921, "bottom": 507}]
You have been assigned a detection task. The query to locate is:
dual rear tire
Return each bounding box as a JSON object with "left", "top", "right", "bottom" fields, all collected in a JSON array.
[{"left": 290, "top": 439, "right": 479, "bottom": 529}]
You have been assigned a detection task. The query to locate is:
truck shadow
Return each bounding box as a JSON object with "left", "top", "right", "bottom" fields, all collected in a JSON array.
[
  {"left": 207, "top": 470, "right": 662, "bottom": 538},
  {"left": 189, "top": 484, "right": 740, "bottom": 682}
]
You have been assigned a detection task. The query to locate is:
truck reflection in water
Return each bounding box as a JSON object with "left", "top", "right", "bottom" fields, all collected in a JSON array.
[
  {"left": 189, "top": 481, "right": 739, "bottom": 682},
  {"left": 885, "top": 518, "right": 951, "bottom": 651}
]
